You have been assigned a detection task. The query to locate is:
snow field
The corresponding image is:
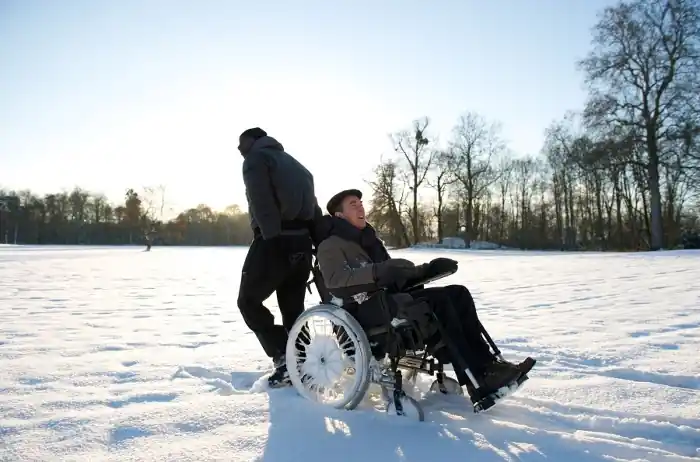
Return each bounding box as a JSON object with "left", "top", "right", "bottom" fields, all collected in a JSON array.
[{"left": 0, "top": 246, "right": 699, "bottom": 461}]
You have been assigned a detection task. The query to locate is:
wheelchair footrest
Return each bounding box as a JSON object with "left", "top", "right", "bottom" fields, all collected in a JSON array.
[{"left": 472, "top": 372, "right": 529, "bottom": 413}]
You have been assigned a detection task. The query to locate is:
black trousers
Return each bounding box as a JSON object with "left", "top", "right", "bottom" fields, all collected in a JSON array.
[
  {"left": 350, "top": 284, "right": 495, "bottom": 381},
  {"left": 411, "top": 285, "right": 495, "bottom": 380},
  {"left": 411, "top": 285, "right": 494, "bottom": 381},
  {"left": 237, "top": 235, "right": 312, "bottom": 359}
]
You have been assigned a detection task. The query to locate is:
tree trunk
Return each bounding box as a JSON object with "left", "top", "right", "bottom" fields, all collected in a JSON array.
[{"left": 646, "top": 127, "right": 663, "bottom": 250}]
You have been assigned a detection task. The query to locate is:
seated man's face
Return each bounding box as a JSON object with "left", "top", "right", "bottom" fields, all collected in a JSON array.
[{"left": 337, "top": 195, "right": 366, "bottom": 229}]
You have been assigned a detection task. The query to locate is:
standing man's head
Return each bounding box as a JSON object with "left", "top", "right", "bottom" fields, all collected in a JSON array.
[
  {"left": 238, "top": 127, "right": 268, "bottom": 156},
  {"left": 326, "top": 189, "right": 366, "bottom": 229}
]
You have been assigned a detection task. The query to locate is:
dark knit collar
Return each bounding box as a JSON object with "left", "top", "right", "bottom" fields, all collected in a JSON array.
[{"left": 323, "top": 216, "right": 390, "bottom": 263}]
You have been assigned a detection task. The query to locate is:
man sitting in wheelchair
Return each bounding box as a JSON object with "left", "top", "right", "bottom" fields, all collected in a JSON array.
[{"left": 315, "top": 188, "right": 535, "bottom": 409}]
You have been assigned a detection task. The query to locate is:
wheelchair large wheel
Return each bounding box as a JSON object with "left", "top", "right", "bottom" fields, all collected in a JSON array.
[{"left": 285, "top": 304, "right": 372, "bottom": 410}]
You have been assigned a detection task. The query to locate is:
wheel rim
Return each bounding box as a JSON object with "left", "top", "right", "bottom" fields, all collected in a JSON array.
[{"left": 286, "top": 308, "right": 368, "bottom": 408}]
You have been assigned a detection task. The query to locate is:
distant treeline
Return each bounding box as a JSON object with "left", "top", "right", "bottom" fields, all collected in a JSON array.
[
  {"left": 0, "top": 187, "right": 253, "bottom": 246},
  {"left": 0, "top": 179, "right": 698, "bottom": 249}
]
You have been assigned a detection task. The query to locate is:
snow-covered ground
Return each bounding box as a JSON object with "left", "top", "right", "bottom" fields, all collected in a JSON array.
[{"left": 1, "top": 245, "right": 699, "bottom": 461}]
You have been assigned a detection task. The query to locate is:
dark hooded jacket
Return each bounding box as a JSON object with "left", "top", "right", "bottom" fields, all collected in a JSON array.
[
  {"left": 315, "top": 215, "right": 417, "bottom": 300},
  {"left": 242, "top": 136, "right": 322, "bottom": 240}
]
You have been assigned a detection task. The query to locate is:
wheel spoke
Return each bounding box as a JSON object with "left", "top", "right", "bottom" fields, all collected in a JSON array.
[{"left": 285, "top": 306, "right": 370, "bottom": 409}]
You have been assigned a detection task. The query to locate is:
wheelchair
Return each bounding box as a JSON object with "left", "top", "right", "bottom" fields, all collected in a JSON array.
[{"left": 284, "top": 254, "right": 531, "bottom": 421}]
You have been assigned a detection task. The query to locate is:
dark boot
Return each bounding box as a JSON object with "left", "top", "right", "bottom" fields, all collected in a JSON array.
[
  {"left": 491, "top": 356, "right": 536, "bottom": 376},
  {"left": 267, "top": 355, "right": 291, "bottom": 388},
  {"left": 474, "top": 360, "right": 522, "bottom": 399},
  {"left": 515, "top": 356, "right": 536, "bottom": 376}
]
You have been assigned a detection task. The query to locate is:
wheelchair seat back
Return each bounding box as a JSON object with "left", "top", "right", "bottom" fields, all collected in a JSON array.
[
  {"left": 306, "top": 250, "right": 437, "bottom": 363},
  {"left": 307, "top": 251, "right": 333, "bottom": 305}
]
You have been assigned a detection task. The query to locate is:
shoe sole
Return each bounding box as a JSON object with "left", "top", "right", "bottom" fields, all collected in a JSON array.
[{"left": 472, "top": 357, "right": 536, "bottom": 413}]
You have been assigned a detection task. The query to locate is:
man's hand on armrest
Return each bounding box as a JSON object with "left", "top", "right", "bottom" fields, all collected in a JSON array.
[
  {"left": 426, "top": 257, "right": 458, "bottom": 276},
  {"left": 372, "top": 259, "right": 419, "bottom": 292},
  {"left": 406, "top": 257, "right": 459, "bottom": 288}
]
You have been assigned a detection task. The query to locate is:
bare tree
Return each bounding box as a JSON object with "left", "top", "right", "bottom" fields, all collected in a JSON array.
[
  {"left": 450, "top": 111, "right": 504, "bottom": 246},
  {"left": 578, "top": 0, "right": 700, "bottom": 249},
  {"left": 492, "top": 150, "right": 515, "bottom": 242},
  {"left": 427, "top": 149, "right": 458, "bottom": 243},
  {"left": 142, "top": 184, "right": 169, "bottom": 222},
  {"left": 391, "top": 117, "right": 434, "bottom": 244},
  {"left": 155, "top": 184, "right": 168, "bottom": 221},
  {"left": 366, "top": 160, "right": 411, "bottom": 247}
]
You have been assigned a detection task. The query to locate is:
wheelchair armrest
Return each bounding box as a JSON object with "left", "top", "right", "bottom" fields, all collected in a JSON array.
[{"left": 403, "top": 267, "right": 457, "bottom": 291}]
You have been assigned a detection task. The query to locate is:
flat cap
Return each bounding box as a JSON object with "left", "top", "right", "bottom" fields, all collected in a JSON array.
[{"left": 326, "top": 189, "right": 362, "bottom": 215}]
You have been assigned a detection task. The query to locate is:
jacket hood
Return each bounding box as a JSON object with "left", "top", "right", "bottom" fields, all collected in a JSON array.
[{"left": 248, "top": 135, "right": 284, "bottom": 153}]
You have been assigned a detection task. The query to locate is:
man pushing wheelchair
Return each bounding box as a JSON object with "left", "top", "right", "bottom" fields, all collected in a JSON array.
[{"left": 312, "top": 188, "right": 535, "bottom": 411}]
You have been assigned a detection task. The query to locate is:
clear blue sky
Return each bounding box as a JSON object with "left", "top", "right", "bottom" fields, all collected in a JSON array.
[{"left": 0, "top": 0, "right": 616, "bottom": 216}]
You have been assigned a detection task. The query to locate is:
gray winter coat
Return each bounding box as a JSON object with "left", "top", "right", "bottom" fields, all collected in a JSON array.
[{"left": 242, "top": 136, "right": 320, "bottom": 240}]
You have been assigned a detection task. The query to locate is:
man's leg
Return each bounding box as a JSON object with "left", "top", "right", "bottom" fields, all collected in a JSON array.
[
  {"left": 412, "top": 288, "right": 493, "bottom": 375},
  {"left": 259, "top": 242, "right": 312, "bottom": 387},
  {"left": 439, "top": 284, "right": 536, "bottom": 377},
  {"left": 438, "top": 285, "right": 495, "bottom": 361},
  {"left": 276, "top": 250, "right": 312, "bottom": 332},
  {"left": 237, "top": 237, "right": 289, "bottom": 359},
  {"left": 411, "top": 287, "right": 521, "bottom": 398}
]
